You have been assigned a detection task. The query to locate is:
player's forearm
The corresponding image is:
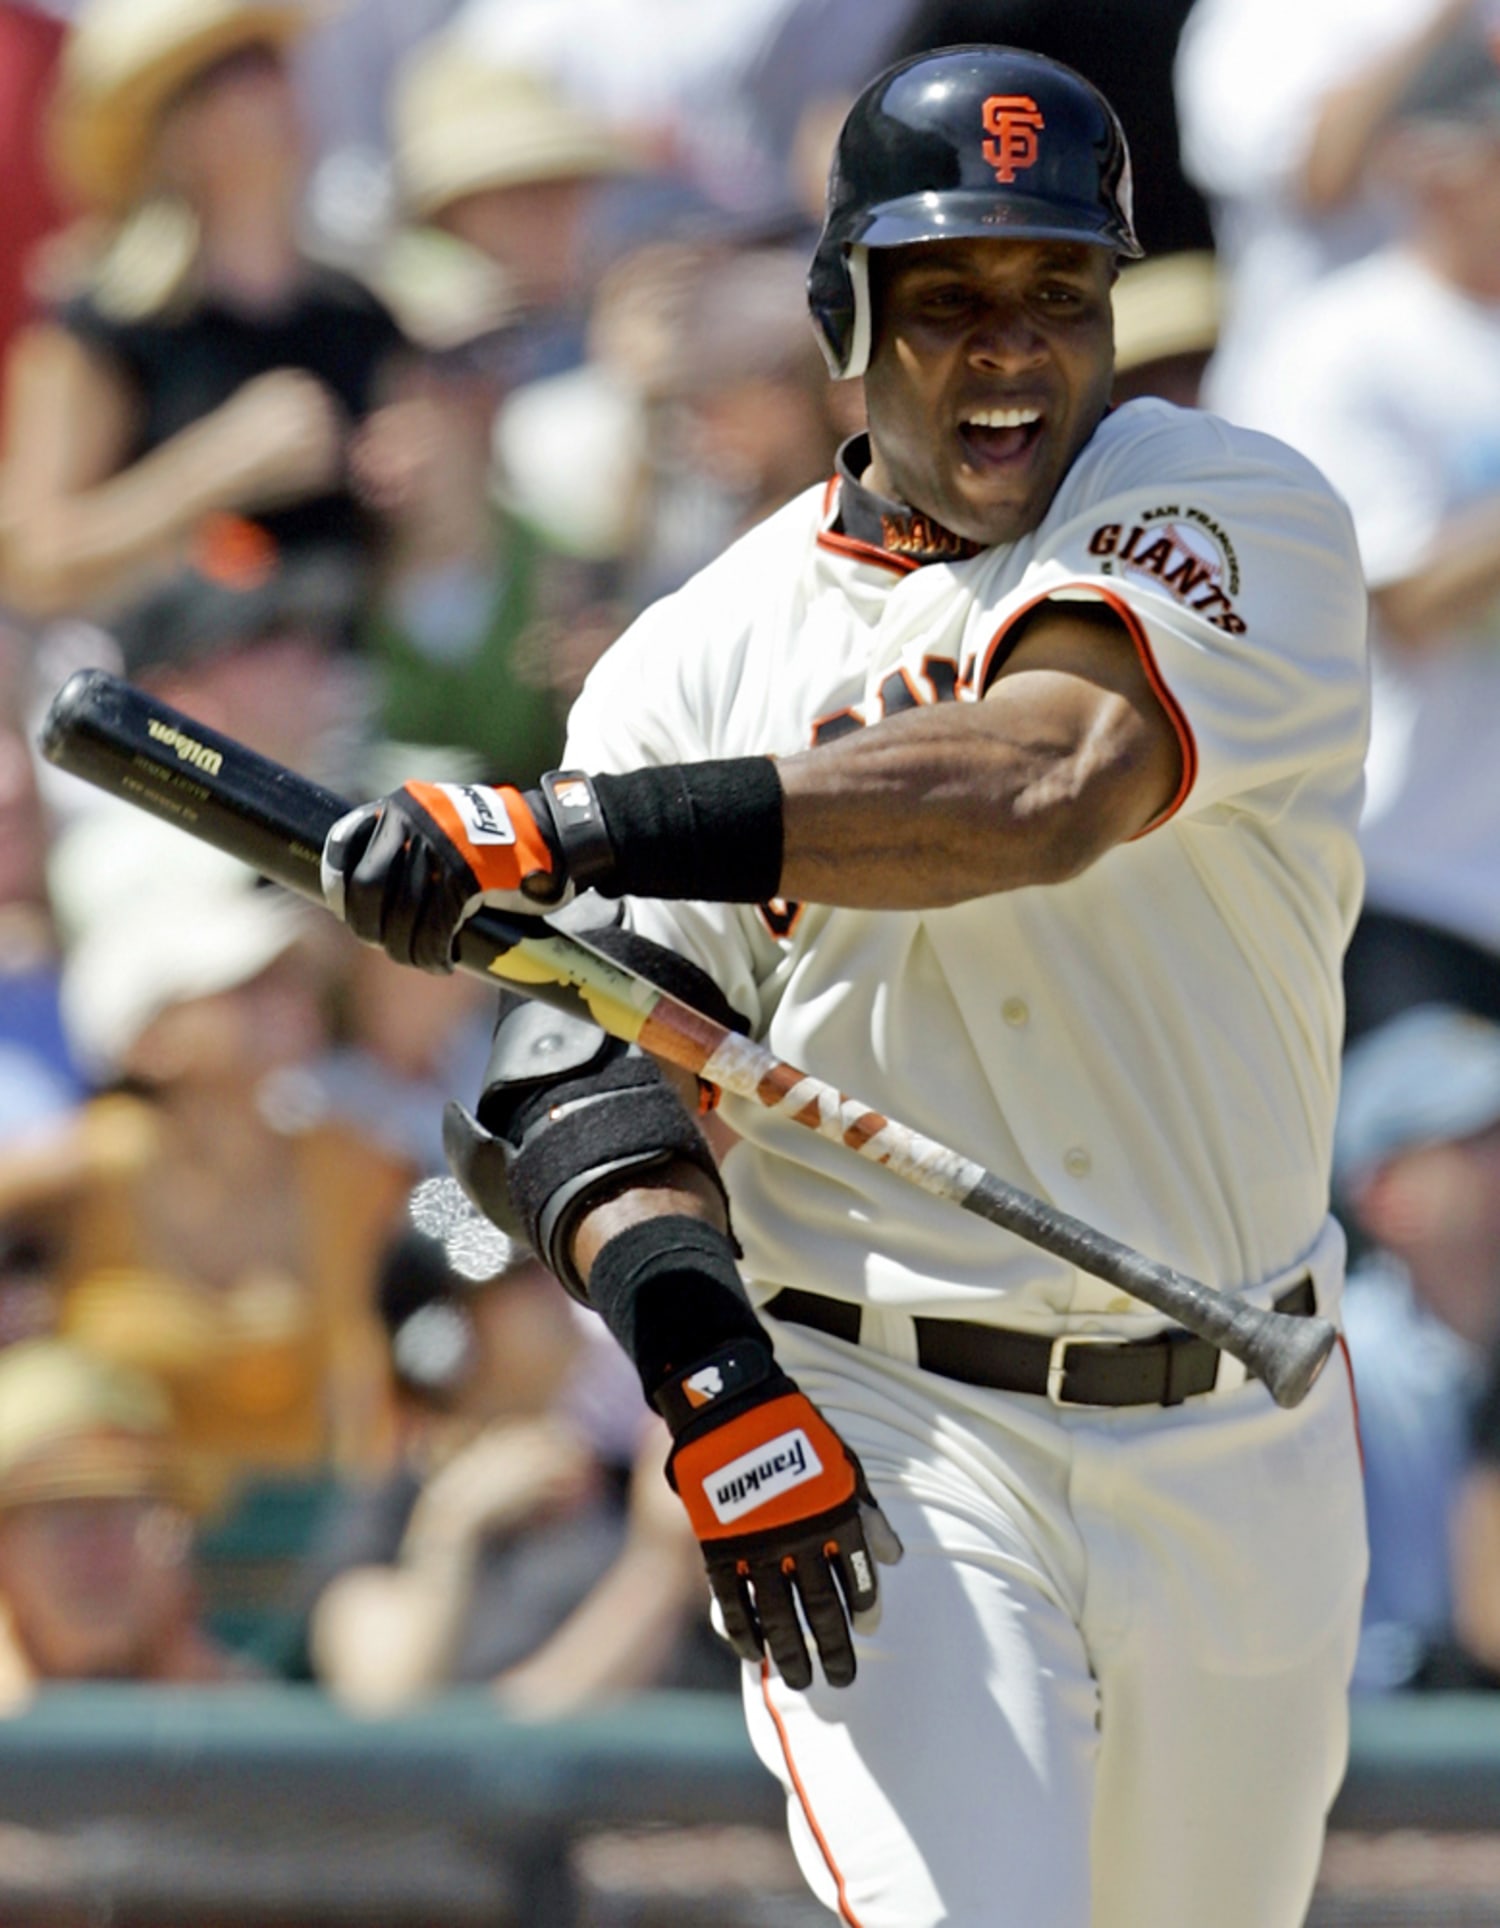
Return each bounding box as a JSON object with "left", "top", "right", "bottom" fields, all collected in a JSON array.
[
  {"left": 571, "top": 1169, "right": 727, "bottom": 1285},
  {"left": 555, "top": 698, "right": 1162, "bottom": 915},
  {"left": 775, "top": 697, "right": 1158, "bottom": 908},
  {"left": 323, "top": 607, "right": 1175, "bottom": 939}
]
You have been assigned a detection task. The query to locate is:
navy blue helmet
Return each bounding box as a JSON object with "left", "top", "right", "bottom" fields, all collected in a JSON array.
[{"left": 809, "top": 45, "right": 1143, "bottom": 378}]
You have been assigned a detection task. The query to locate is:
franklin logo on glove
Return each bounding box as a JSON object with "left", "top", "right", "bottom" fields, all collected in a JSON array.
[
  {"left": 707, "top": 1428, "right": 820, "bottom": 1524},
  {"left": 449, "top": 784, "right": 516, "bottom": 845}
]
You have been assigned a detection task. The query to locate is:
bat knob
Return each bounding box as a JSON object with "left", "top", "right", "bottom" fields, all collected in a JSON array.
[{"left": 1256, "top": 1312, "right": 1338, "bottom": 1409}]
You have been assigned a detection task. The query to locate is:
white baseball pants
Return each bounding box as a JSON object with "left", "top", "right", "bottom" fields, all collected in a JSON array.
[{"left": 741, "top": 1321, "right": 1367, "bottom": 1928}]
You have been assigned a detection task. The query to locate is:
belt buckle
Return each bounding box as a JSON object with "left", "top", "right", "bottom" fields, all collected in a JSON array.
[{"left": 1045, "top": 1332, "right": 1114, "bottom": 1407}]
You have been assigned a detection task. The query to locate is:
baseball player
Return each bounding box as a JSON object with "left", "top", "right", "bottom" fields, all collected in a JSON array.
[{"left": 321, "top": 45, "right": 1371, "bottom": 1928}]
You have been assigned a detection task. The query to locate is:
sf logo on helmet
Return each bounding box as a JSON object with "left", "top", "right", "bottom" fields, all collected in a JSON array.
[{"left": 981, "top": 94, "right": 1045, "bottom": 183}]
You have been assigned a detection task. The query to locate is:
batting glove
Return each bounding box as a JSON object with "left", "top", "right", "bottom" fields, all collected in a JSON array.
[
  {"left": 658, "top": 1337, "right": 902, "bottom": 1690},
  {"left": 321, "top": 780, "right": 576, "bottom": 972}
]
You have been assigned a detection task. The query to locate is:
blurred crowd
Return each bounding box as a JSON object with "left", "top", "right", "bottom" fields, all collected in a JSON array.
[{"left": 0, "top": 0, "right": 1496, "bottom": 1712}]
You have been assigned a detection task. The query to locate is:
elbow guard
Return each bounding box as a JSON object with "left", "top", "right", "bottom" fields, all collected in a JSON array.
[{"left": 443, "top": 982, "right": 736, "bottom": 1301}]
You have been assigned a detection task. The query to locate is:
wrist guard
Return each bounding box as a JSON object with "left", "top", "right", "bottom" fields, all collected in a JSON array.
[
  {"left": 531, "top": 759, "right": 784, "bottom": 904},
  {"left": 584, "top": 1214, "right": 766, "bottom": 1400}
]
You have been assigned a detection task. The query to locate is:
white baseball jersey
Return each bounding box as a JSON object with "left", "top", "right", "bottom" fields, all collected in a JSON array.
[{"left": 565, "top": 396, "right": 1370, "bottom": 1335}]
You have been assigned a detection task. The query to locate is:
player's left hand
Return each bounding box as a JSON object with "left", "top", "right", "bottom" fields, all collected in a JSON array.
[
  {"left": 321, "top": 781, "right": 567, "bottom": 971},
  {"left": 659, "top": 1338, "right": 903, "bottom": 1690}
]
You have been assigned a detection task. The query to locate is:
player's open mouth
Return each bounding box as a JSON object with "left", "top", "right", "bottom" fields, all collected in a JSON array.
[{"left": 958, "top": 406, "right": 1044, "bottom": 469}]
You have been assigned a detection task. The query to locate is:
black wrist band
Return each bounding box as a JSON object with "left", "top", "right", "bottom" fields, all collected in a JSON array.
[
  {"left": 584, "top": 758, "right": 785, "bottom": 903},
  {"left": 585, "top": 1213, "right": 769, "bottom": 1401}
]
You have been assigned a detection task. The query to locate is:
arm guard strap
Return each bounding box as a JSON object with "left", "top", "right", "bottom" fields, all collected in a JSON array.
[
  {"left": 443, "top": 996, "right": 730, "bottom": 1300},
  {"left": 585, "top": 1213, "right": 769, "bottom": 1405}
]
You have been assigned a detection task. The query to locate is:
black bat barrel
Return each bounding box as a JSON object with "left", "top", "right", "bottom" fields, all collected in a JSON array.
[
  {"left": 36, "top": 667, "right": 586, "bottom": 1011},
  {"left": 40, "top": 667, "right": 345, "bottom": 902}
]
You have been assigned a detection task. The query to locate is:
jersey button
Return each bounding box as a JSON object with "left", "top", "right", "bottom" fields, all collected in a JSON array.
[
  {"left": 1002, "top": 997, "right": 1030, "bottom": 1028},
  {"left": 1063, "top": 1146, "right": 1092, "bottom": 1178}
]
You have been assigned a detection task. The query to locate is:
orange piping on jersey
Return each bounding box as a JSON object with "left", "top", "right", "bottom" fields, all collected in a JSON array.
[
  {"left": 1336, "top": 1333, "right": 1364, "bottom": 1477},
  {"left": 810, "top": 705, "right": 867, "bottom": 746},
  {"left": 818, "top": 474, "right": 923, "bottom": 576},
  {"left": 817, "top": 526, "right": 921, "bottom": 576},
  {"left": 758, "top": 1660, "right": 867, "bottom": 1927},
  {"left": 972, "top": 581, "right": 1199, "bottom": 835}
]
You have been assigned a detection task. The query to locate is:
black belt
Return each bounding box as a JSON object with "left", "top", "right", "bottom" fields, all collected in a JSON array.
[{"left": 762, "top": 1277, "right": 1317, "bottom": 1408}]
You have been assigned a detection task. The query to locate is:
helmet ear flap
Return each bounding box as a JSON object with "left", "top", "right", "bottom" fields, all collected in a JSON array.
[
  {"left": 810, "top": 244, "right": 872, "bottom": 382},
  {"left": 841, "top": 247, "right": 873, "bottom": 382}
]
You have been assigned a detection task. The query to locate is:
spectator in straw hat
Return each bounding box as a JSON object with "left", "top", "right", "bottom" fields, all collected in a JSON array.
[
  {"left": 393, "top": 29, "right": 643, "bottom": 324},
  {"left": 339, "top": 31, "right": 655, "bottom": 775},
  {"left": 0, "top": 1337, "right": 244, "bottom": 1705},
  {"left": 0, "top": 0, "right": 428, "bottom": 629},
  {"left": 1109, "top": 250, "right": 1221, "bottom": 408}
]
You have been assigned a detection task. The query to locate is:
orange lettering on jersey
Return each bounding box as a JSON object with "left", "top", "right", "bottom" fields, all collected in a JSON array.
[
  {"left": 879, "top": 511, "right": 975, "bottom": 559},
  {"left": 982, "top": 95, "right": 1045, "bottom": 184},
  {"left": 810, "top": 707, "right": 864, "bottom": 747},
  {"left": 764, "top": 654, "right": 964, "bottom": 941}
]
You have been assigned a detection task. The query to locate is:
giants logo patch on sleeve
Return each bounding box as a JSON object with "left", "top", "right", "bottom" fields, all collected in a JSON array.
[
  {"left": 705, "top": 1428, "right": 823, "bottom": 1525},
  {"left": 1086, "top": 506, "right": 1246, "bottom": 634},
  {"left": 443, "top": 784, "right": 517, "bottom": 845}
]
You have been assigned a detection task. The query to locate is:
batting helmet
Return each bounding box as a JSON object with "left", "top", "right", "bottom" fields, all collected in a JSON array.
[{"left": 809, "top": 45, "right": 1144, "bottom": 380}]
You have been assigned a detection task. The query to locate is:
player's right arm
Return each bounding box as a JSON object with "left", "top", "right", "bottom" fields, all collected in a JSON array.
[
  {"left": 440, "top": 945, "right": 899, "bottom": 1693},
  {"left": 773, "top": 598, "right": 1182, "bottom": 908},
  {"left": 319, "top": 595, "right": 1179, "bottom": 962}
]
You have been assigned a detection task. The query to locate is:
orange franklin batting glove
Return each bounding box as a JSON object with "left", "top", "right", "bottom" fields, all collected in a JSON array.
[
  {"left": 321, "top": 779, "right": 591, "bottom": 972},
  {"left": 658, "top": 1338, "right": 903, "bottom": 1690}
]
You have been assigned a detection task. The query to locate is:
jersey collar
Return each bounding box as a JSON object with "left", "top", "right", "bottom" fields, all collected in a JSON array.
[{"left": 829, "top": 434, "right": 984, "bottom": 567}]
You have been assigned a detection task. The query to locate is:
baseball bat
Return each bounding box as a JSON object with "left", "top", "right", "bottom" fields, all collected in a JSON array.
[{"left": 39, "top": 668, "right": 1336, "bottom": 1408}]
